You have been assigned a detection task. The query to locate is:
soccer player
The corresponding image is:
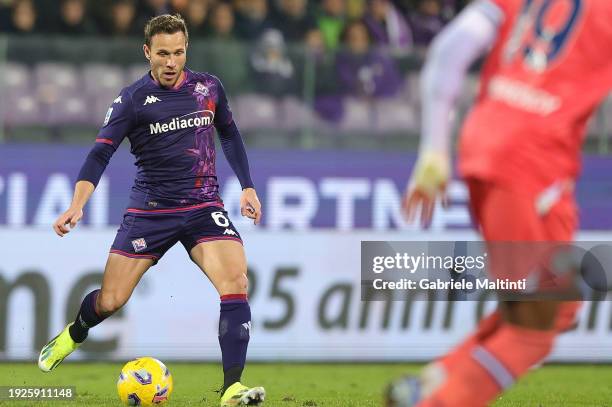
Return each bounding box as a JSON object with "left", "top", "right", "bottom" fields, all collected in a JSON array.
[
  {"left": 37, "top": 14, "right": 265, "bottom": 406},
  {"left": 387, "top": 0, "right": 612, "bottom": 406}
]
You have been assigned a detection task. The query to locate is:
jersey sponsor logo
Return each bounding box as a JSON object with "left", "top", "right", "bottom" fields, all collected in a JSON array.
[
  {"left": 223, "top": 228, "right": 237, "bottom": 236},
  {"left": 149, "top": 110, "right": 215, "bottom": 135},
  {"left": 195, "top": 82, "right": 209, "bottom": 96},
  {"left": 143, "top": 95, "right": 162, "bottom": 105},
  {"left": 488, "top": 76, "right": 561, "bottom": 115},
  {"left": 103, "top": 107, "right": 113, "bottom": 126},
  {"left": 131, "top": 238, "right": 147, "bottom": 252},
  {"left": 113, "top": 96, "right": 122, "bottom": 104}
]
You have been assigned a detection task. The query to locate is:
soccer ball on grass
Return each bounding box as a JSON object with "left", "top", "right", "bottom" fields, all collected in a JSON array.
[{"left": 117, "top": 357, "right": 173, "bottom": 406}]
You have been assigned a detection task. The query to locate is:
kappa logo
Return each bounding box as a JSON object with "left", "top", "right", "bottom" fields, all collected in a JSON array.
[
  {"left": 143, "top": 95, "right": 161, "bottom": 105},
  {"left": 131, "top": 238, "right": 147, "bottom": 252},
  {"left": 223, "top": 229, "right": 237, "bottom": 236},
  {"left": 242, "top": 321, "right": 251, "bottom": 333},
  {"left": 113, "top": 96, "right": 122, "bottom": 104},
  {"left": 195, "top": 82, "right": 209, "bottom": 96}
]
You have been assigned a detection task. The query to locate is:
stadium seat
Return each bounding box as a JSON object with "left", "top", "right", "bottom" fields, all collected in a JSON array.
[
  {"left": 339, "top": 97, "right": 374, "bottom": 132},
  {"left": 127, "top": 64, "right": 150, "bottom": 85},
  {"left": 374, "top": 98, "right": 418, "bottom": 132},
  {"left": 82, "top": 63, "right": 124, "bottom": 96},
  {"left": 234, "top": 94, "right": 279, "bottom": 130},
  {"left": 3, "top": 89, "right": 44, "bottom": 127},
  {"left": 47, "top": 90, "right": 90, "bottom": 126},
  {"left": 35, "top": 62, "right": 82, "bottom": 109},
  {"left": 280, "top": 97, "right": 318, "bottom": 131},
  {"left": 406, "top": 71, "right": 422, "bottom": 107},
  {"left": 4, "top": 63, "right": 31, "bottom": 96}
]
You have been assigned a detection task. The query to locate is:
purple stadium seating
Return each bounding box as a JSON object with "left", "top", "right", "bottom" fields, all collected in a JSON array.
[
  {"left": 234, "top": 94, "right": 279, "bottom": 130},
  {"left": 280, "top": 97, "right": 318, "bottom": 130},
  {"left": 35, "top": 62, "right": 81, "bottom": 108},
  {"left": 5, "top": 63, "right": 31, "bottom": 96},
  {"left": 339, "top": 97, "right": 373, "bottom": 131},
  {"left": 3, "top": 89, "right": 44, "bottom": 126},
  {"left": 46, "top": 89, "right": 90, "bottom": 126},
  {"left": 127, "top": 64, "right": 149, "bottom": 85},
  {"left": 374, "top": 98, "right": 418, "bottom": 132},
  {"left": 82, "top": 63, "right": 124, "bottom": 96}
]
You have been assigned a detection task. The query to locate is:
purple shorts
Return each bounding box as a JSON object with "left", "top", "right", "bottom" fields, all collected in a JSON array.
[{"left": 110, "top": 202, "right": 242, "bottom": 263}]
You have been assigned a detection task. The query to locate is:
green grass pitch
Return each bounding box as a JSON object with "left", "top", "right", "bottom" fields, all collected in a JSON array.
[{"left": 1, "top": 363, "right": 611, "bottom": 406}]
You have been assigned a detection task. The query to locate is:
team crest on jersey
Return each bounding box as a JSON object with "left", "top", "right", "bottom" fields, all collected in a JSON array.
[
  {"left": 103, "top": 107, "right": 113, "bottom": 126},
  {"left": 195, "top": 82, "right": 209, "bottom": 96},
  {"left": 131, "top": 238, "right": 147, "bottom": 252}
]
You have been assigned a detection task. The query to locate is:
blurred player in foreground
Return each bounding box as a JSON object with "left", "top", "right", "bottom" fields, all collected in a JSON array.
[
  {"left": 37, "top": 14, "right": 265, "bottom": 406},
  {"left": 388, "top": 0, "right": 612, "bottom": 405}
]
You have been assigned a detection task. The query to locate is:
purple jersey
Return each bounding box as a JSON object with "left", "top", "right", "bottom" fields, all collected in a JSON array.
[{"left": 96, "top": 68, "right": 236, "bottom": 210}]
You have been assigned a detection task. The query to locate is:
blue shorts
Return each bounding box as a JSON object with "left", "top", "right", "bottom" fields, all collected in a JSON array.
[{"left": 110, "top": 202, "right": 242, "bottom": 263}]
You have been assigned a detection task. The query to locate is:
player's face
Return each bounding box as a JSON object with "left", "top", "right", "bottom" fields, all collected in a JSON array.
[{"left": 144, "top": 31, "right": 188, "bottom": 88}]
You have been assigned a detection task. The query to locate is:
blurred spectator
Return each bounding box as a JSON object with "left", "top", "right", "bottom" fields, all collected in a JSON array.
[
  {"left": 0, "top": 2, "right": 11, "bottom": 32},
  {"left": 233, "top": 0, "right": 272, "bottom": 40},
  {"left": 346, "top": 0, "right": 365, "bottom": 19},
  {"left": 409, "top": 0, "right": 446, "bottom": 47},
  {"left": 316, "top": 0, "right": 346, "bottom": 51},
  {"left": 57, "top": 0, "right": 97, "bottom": 36},
  {"left": 249, "top": 28, "right": 297, "bottom": 96},
  {"left": 139, "top": 0, "right": 170, "bottom": 20},
  {"left": 8, "top": 0, "right": 37, "bottom": 35},
  {"left": 335, "top": 20, "right": 402, "bottom": 97},
  {"left": 184, "top": 0, "right": 209, "bottom": 37},
  {"left": 271, "top": 0, "right": 316, "bottom": 43},
  {"left": 208, "top": 1, "right": 235, "bottom": 40},
  {"left": 108, "top": 0, "right": 140, "bottom": 37},
  {"left": 170, "top": 0, "right": 189, "bottom": 14},
  {"left": 305, "top": 28, "right": 325, "bottom": 56},
  {"left": 363, "top": 0, "right": 412, "bottom": 53},
  {"left": 134, "top": 0, "right": 170, "bottom": 28}
]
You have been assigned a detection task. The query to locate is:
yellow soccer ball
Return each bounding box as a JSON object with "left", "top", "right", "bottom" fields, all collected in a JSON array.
[{"left": 117, "top": 357, "right": 173, "bottom": 406}]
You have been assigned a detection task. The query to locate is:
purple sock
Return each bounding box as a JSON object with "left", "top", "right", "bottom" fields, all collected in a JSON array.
[
  {"left": 218, "top": 294, "right": 251, "bottom": 391},
  {"left": 68, "top": 289, "right": 107, "bottom": 343}
]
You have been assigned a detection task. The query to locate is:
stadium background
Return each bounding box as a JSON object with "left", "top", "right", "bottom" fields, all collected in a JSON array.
[{"left": 1, "top": 0, "right": 612, "bottom": 370}]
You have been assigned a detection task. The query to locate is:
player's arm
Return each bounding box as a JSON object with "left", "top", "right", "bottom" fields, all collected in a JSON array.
[
  {"left": 213, "top": 77, "right": 262, "bottom": 225},
  {"left": 404, "top": 0, "right": 504, "bottom": 227},
  {"left": 53, "top": 90, "right": 134, "bottom": 237}
]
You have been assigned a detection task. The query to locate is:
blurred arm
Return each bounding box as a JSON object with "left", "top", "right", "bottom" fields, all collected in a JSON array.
[{"left": 419, "top": 0, "right": 504, "bottom": 155}]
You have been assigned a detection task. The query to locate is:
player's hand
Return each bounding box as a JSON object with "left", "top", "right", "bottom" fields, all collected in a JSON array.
[
  {"left": 402, "top": 150, "right": 450, "bottom": 228},
  {"left": 53, "top": 206, "right": 84, "bottom": 237},
  {"left": 240, "top": 188, "right": 262, "bottom": 225}
]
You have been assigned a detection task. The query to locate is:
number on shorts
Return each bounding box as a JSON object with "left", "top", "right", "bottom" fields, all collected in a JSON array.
[{"left": 211, "top": 211, "right": 230, "bottom": 227}]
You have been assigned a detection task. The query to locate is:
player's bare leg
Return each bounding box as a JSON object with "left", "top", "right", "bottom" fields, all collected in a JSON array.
[
  {"left": 190, "top": 240, "right": 265, "bottom": 406},
  {"left": 38, "top": 255, "right": 153, "bottom": 372}
]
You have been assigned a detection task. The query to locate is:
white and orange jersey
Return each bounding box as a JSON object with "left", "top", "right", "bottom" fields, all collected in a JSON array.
[{"left": 459, "top": 0, "right": 612, "bottom": 194}]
